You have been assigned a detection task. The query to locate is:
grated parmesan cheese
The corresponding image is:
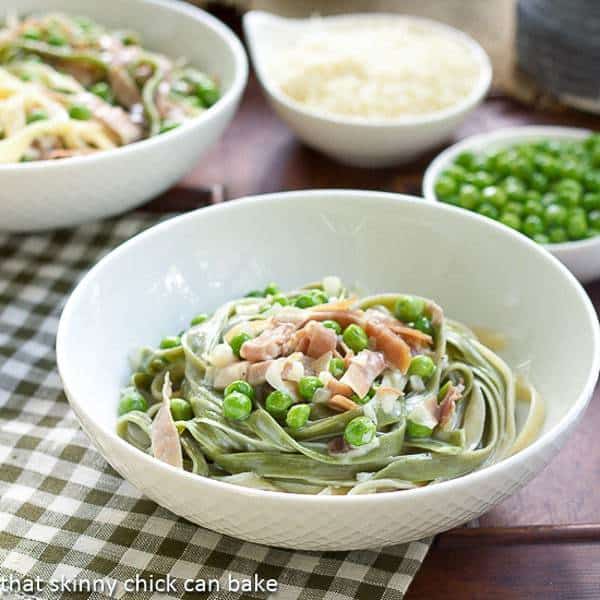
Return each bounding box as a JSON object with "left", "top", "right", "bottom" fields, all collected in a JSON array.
[{"left": 268, "top": 18, "right": 482, "bottom": 120}]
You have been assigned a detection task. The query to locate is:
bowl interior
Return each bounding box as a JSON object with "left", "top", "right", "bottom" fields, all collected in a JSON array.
[
  {"left": 9, "top": 0, "right": 241, "bottom": 94},
  {"left": 58, "top": 192, "right": 599, "bottom": 459}
]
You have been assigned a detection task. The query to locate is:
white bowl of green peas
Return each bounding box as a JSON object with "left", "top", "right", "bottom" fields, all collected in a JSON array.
[{"left": 423, "top": 126, "right": 600, "bottom": 282}]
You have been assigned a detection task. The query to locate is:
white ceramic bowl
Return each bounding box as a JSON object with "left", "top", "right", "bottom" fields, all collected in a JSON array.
[
  {"left": 1, "top": 0, "right": 247, "bottom": 232},
  {"left": 243, "top": 12, "right": 492, "bottom": 168},
  {"left": 57, "top": 190, "right": 600, "bottom": 550},
  {"left": 423, "top": 126, "right": 600, "bottom": 283}
]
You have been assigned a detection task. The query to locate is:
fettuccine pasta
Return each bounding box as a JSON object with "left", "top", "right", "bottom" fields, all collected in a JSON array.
[
  {"left": 0, "top": 12, "right": 220, "bottom": 162},
  {"left": 117, "top": 278, "right": 544, "bottom": 495}
]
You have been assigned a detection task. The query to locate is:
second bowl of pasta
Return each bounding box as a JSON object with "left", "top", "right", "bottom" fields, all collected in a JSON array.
[{"left": 0, "top": 0, "right": 247, "bottom": 231}]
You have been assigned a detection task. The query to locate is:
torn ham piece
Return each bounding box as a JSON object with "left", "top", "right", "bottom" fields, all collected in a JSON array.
[
  {"left": 364, "top": 320, "right": 412, "bottom": 373},
  {"left": 240, "top": 323, "right": 296, "bottom": 362},
  {"left": 212, "top": 361, "right": 249, "bottom": 389},
  {"left": 290, "top": 321, "right": 337, "bottom": 358},
  {"left": 150, "top": 373, "right": 183, "bottom": 469},
  {"left": 438, "top": 383, "right": 464, "bottom": 428},
  {"left": 340, "top": 350, "right": 385, "bottom": 398}
]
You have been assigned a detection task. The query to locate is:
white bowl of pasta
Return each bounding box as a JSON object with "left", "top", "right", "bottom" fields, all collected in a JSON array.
[
  {"left": 0, "top": 0, "right": 247, "bottom": 231},
  {"left": 57, "top": 190, "right": 600, "bottom": 550}
]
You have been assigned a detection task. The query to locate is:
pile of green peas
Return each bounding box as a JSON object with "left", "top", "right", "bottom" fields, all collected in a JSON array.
[{"left": 434, "top": 134, "right": 600, "bottom": 244}]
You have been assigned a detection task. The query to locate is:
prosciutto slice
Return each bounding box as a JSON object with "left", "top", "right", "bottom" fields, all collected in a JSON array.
[
  {"left": 340, "top": 350, "right": 385, "bottom": 398},
  {"left": 151, "top": 373, "right": 183, "bottom": 469},
  {"left": 240, "top": 323, "right": 296, "bottom": 362}
]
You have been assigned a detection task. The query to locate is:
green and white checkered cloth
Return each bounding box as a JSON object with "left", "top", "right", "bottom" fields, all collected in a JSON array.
[{"left": 0, "top": 214, "right": 431, "bottom": 600}]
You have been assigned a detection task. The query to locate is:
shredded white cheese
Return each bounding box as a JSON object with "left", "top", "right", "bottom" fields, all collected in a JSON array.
[{"left": 268, "top": 18, "right": 481, "bottom": 120}]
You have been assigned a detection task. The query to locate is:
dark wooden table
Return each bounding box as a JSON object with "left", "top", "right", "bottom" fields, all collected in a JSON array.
[{"left": 151, "top": 12, "right": 600, "bottom": 596}]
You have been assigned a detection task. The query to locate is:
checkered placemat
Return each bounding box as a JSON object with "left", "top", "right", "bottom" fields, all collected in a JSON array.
[{"left": 0, "top": 214, "right": 431, "bottom": 600}]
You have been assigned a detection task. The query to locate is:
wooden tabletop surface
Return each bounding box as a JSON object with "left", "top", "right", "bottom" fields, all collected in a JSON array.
[{"left": 148, "top": 10, "right": 600, "bottom": 597}]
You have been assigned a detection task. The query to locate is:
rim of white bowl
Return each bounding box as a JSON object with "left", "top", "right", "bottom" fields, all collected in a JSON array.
[
  {"left": 56, "top": 190, "right": 600, "bottom": 504},
  {"left": 422, "top": 125, "right": 600, "bottom": 252},
  {"left": 243, "top": 11, "right": 492, "bottom": 128},
  {"left": 0, "top": 0, "right": 248, "bottom": 172}
]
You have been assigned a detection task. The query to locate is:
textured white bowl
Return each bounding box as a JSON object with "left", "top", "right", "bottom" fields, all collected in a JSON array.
[
  {"left": 423, "top": 126, "right": 600, "bottom": 283},
  {"left": 0, "top": 0, "right": 247, "bottom": 232},
  {"left": 243, "top": 11, "right": 492, "bottom": 167},
  {"left": 57, "top": 190, "right": 600, "bottom": 550}
]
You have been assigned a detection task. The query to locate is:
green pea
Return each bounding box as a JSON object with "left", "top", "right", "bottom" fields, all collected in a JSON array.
[
  {"left": 509, "top": 157, "right": 533, "bottom": 180},
  {"left": 542, "top": 192, "right": 559, "bottom": 207},
  {"left": 329, "top": 357, "right": 346, "bottom": 378},
  {"left": 147, "top": 357, "right": 167, "bottom": 375},
  {"left": 523, "top": 199, "right": 544, "bottom": 217},
  {"left": 159, "top": 120, "right": 180, "bottom": 134},
  {"left": 505, "top": 201, "right": 524, "bottom": 216},
  {"left": 68, "top": 105, "right": 92, "bottom": 120},
  {"left": 343, "top": 416, "right": 376, "bottom": 447},
  {"left": 322, "top": 320, "right": 342, "bottom": 335},
  {"left": 224, "top": 380, "right": 255, "bottom": 400},
  {"left": 588, "top": 210, "right": 600, "bottom": 229},
  {"left": 567, "top": 215, "right": 588, "bottom": 240},
  {"left": 159, "top": 335, "right": 181, "bottom": 349},
  {"left": 47, "top": 33, "right": 67, "bottom": 46},
  {"left": 455, "top": 151, "right": 476, "bottom": 169},
  {"left": 526, "top": 189, "right": 542, "bottom": 203},
  {"left": 408, "top": 355, "right": 436, "bottom": 379},
  {"left": 196, "top": 79, "right": 220, "bottom": 107},
  {"left": 584, "top": 171, "right": 600, "bottom": 192},
  {"left": 503, "top": 177, "right": 526, "bottom": 202},
  {"left": 223, "top": 391, "right": 252, "bottom": 421},
  {"left": 556, "top": 179, "right": 583, "bottom": 206},
  {"left": 394, "top": 295, "right": 425, "bottom": 322},
  {"left": 545, "top": 204, "right": 568, "bottom": 227},
  {"left": 230, "top": 333, "right": 252, "bottom": 357},
  {"left": 548, "top": 227, "right": 568, "bottom": 244},
  {"left": 481, "top": 186, "right": 507, "bottom": 208},
  {"left": 538, "top": 155, "right": 561, "bottom": 179},
  {"left": 522, "top": 215, "right": 544, "bottom": 238},
  {"left": 90, "top": 81, "right": 113, "bottom": 103},
  {"left": 530, "top": 172, "right": 549, "bottom": 192},
  {"left": 298, "top": 376, "right": 324, "bottom": 400},
  {"left": 22, "top": 27, "right": 41, "bottom": 40},
  {"left": 342, "top": 324, "right": 369, "bottom": 353},
  {"left": 118, "top": 389, "right": 148, "bottom": 415},
  {"left": 561, "top": 159, "right": 584, "bottom": 180},
  {"left": 264, "top": 282, "right": 280, "bottom": 296},
  {"left": 190, "top": 313, "right": 208, "bottom": 326},
  {"left": 170, "top": 397, "right": 193, "bottom": 421},
  {"left": 26, "top": 110, "right": 48, "bottom": 124},
  {"left": 533, "top": 233, "right": 550, "bottom": 244},
  {"left": 471, "top": 171, "right": 494, "bottom": 189},
  {"left": 458, "top": 184, "right": 480, "bottom": 209},
  {"left": 477, "top": 202, "right": 499, "bottom": 220},
  {"left": 444, "top": 165, "right": 468, "bottom": 183},
  {"left": 272, "top": 293, "right": 289, "bottom": 306},
  {"left": 286, "top": 404, "right": 311, "bottom": 429},
  {"left": 583, "top": 193, "right": 600, "bottom": 211},
  {"left": 499, "top": 212, "right": 521, "bottom": 231},
  {"left": 312, "top": 290, "right": 329, "bottom": 305},
  {"left": 265, "top": 390, "right": 294, "bottom": 417},
  {"left": 434, "top": 175, "right": 458, "bottom": 198},
  {"left": 294, "top": 293, "right": 316, "bottom": 308},
  {"left": 406, "top": 419, "right": 433, "bottom": 438},
  {"left": 413, "top": 315, "right": 433, "bottom": 336}
]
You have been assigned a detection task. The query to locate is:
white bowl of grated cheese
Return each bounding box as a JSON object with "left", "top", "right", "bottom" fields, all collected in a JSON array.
[{"left": 244, "top": 12, "right": 492, "bottom": 168}]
